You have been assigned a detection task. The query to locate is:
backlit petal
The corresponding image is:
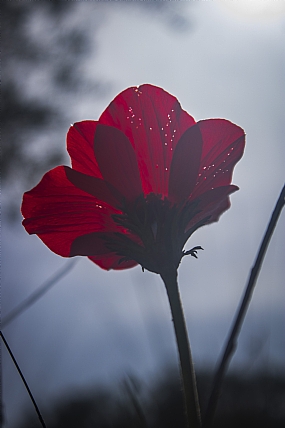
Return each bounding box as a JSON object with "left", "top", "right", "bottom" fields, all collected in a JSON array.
[
  {"left": 191, "top": 119, "right": 245, "bottom": 199},
  {"left": 64, "top": 167, "right": 123, "bottom": 208},
  {"left": 94, "top": 124, "right": 143, "bottom": 201},
  {"left": 88, "top": 255, "right": 138, "bottom": 271},
  {"left": 99, "top": 84, "right": 196, "bottom": 197},
  {"left": 187, "top": 185, "right": 239, "bottom": 232},
  {"left": 67, "top": 120, "right": 102, "bottom": 178},
  {"left": 168, "top": 124, "right": 203, "bottom": 203},
  {"left": 22, "top": 166, "right": 121, "bottom": 257}
]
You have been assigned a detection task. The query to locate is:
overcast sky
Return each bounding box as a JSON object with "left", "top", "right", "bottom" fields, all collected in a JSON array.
[{"left": 2, "top": 2, "right": 285, "bottom": 427}]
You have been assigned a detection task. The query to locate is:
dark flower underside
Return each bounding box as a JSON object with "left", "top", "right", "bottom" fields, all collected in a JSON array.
[{"left": 101, "top": 193, "right": 209, "bottom": 275}]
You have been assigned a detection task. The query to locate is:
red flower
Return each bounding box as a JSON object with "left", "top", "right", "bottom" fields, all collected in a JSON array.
[{"left": 22, "top": 85, "right": 245, "bottom": 273}]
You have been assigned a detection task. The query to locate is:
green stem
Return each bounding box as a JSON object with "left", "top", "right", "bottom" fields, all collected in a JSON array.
[{"left": 161, "top": 268, "right": 201, "bottom": 428}]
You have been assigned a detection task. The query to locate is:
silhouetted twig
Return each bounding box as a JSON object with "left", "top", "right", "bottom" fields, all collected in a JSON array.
[
  {"left": 2, "top": 259, "right": 79, "bottom": 328},
  {"left": 203, "top": 183, "right": 285, "bottom": 427},
  {"left": 0, "top": 331, "right": 46, "bottom": 428}
]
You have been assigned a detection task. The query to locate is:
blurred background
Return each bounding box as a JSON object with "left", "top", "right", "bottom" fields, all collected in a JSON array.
[{"left": 2, "top": 1, "right": 285, "bottom": 427}]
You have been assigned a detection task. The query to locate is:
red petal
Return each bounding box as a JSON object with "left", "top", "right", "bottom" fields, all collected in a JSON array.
[
  {"left": 88, "top": 255, "right": 137, "bottom": 271},
  {"left": 64, "top": 167, "right": 123, "bottom": 208},
  {"left": 191, "top": 119, "right": 245, "bottom": 199},
  {"left": 21, "top": 166, "right": 120, "bottom": 257},
  {"left": 187, "top": 185, "right": 239, "bottom": 231},
  {"left": 67, "top": 121, "right": 102, "bottom": 178},
  {"left": 94, "top": 124, "right": 143, "bottom": 201},
  {"left": 99, "top": 84, "right": 196, "bottom": 197},
  {"left": 168, "top": 124, "right": 203, "bottom": 203}
]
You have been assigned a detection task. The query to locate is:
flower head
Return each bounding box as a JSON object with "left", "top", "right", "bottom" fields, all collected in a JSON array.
[{"left": 22, "top": 85, "right": 245, "bottom": 273}]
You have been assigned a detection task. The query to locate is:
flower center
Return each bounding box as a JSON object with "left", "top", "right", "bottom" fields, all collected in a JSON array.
[{"left": 105, "top": 194, "right": 204, "bottom": 275}]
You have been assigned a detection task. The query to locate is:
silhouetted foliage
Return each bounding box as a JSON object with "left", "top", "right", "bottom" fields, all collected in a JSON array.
[
  {"left": 1, "top": 0, "right": 107, "bottom": 219},
  {"left": 15, "top": 369, "right": 285, "bottom": 428}
]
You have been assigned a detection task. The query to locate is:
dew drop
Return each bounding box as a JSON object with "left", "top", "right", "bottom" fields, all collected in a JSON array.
[
  {"left": 164, "top": 142, "right": 168, "bottom": 146},
  {"left": 156, "top": 164, "right": 159, "bottom": 168},
  {"left": 165, "top": 167, "right": 168, "bottom": 171},
  {"left": 149, "top": 127, "right": 153, "bottom": 131}
]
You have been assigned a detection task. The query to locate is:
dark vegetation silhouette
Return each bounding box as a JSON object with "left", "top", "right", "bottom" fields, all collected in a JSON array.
[
  {"left": 2, "top": 0, "right": 108, "bottom": 218},
  {"left": 16, "top": 369, "right": 285, "bottom": 428}
]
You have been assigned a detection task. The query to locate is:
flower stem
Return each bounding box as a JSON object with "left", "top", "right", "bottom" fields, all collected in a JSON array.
[
  {"left": 161, "top": 268, "right": 201, "bottom": 428},
  {"left": 203, "top": 183, "right": 285, "bottom": 428}
]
